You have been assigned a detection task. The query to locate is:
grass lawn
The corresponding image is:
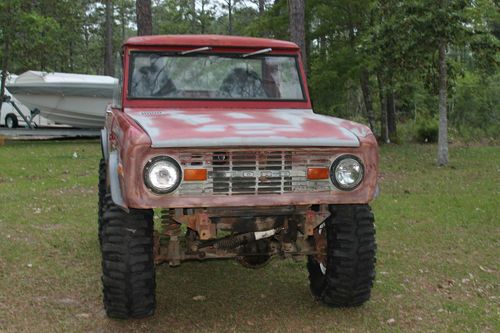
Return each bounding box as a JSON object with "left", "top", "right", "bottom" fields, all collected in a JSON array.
[{"left": 0, "top": 140, "right": 498, "bottom": 332}]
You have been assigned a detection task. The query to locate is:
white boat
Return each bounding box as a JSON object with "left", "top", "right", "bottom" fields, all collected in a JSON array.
[
  {"left": 1, "top": 74, "right": 56, "bottom": 128},
  {"left": 7, "top": 71, "right": 118, "bottom": 128}
]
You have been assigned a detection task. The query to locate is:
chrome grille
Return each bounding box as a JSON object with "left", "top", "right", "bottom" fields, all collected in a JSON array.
[{"left": 177, "top": 150, "right": 334, "bottom": 196}]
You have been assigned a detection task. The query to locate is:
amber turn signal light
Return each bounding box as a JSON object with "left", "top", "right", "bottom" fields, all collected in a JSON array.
[
  {"left": 117, "top": 163, "right": 124, "bottom": 177},
  {"left": 307, "top": 167, "right": 329, "bottom": 180},
  {"left": 184, "top": 168, "right": 208, "bottom": 181}
]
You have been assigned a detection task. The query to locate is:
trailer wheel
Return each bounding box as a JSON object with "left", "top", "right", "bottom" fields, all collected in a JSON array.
[
  {"left": 5, "top": 114, "right": 18, "bottom": 128},
  {"left": 307, "top": 204, "right": 376, "bottom": 307},
  {"left": 101, "top": 194, "right": 156, "bottom": 319}
]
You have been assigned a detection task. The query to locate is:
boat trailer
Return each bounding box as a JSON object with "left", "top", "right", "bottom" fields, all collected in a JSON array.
[{"left": 1, "top": 94, "right": 39, "bottom": 129}]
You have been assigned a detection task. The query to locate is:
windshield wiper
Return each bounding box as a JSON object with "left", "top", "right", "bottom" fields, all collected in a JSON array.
[
  {"left": 180, "top": 46, "right": 212, "bottom": 55},
  {"left": 241, "top": 48, "right": 272, "bottom": 58}
]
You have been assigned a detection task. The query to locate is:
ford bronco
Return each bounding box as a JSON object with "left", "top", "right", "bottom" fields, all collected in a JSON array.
[{"left": 98, "top": 35, "right": 378, "bottom": 319}]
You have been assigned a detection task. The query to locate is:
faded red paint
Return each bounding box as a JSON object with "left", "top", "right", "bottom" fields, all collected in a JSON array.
[
  {"left": 110, "top": 115, "right": 378, "bottom": 209},
  {"left": 106, "top": 35, "right": 379, "bottom": 210},
  {"left": 124, "top": 34, "right": 300, "bottom": 50},
  {"left": 126, "top": 108, "right": 362, "bottom": 148},
  {"left": 121, "top": 35, "right": 311, "bottom": 111}
]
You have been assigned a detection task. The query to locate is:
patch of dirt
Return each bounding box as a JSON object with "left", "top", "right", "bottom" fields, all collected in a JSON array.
[
  {"left": 32, "top": 224, "right": 64, "bottom": 231},
  {"left": 49, "top": 186, "right": 95, "bottom": 196},
  {"left": 0, "top": 176, "right": 14, "bottom": 183},
  {"left": 56, "top": 297, "right": 81, "bottom": 306}
]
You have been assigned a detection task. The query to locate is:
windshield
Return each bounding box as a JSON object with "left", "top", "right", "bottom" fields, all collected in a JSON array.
[{"left": 128, "top": 52, "right": 305, "bottom": 101}]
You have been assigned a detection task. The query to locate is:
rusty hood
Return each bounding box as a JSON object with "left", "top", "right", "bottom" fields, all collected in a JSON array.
[{"left": 125, "top": 108, "right": 370, "bottom": 148}]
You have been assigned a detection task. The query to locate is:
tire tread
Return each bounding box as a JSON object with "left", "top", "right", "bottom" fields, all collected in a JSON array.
[
  {"left": 308, "top": 204, "right": 376, "bottom": 307},
  {"left": 100, "top": 191, "right": 156, "bottom": 319}
]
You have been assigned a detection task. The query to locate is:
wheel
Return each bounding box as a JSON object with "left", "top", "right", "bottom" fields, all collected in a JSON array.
[
  {"left": 5, "top": 114, "right": 18, "bottom": 128},
  {"left": 307, "top": 204, "right": 376, "bottom": 307},
  {"left": 100, "top": 194, "right": 156, "bottom": 319},
  {"left": 97, "top": 158, "right": 107, "bottom": 246}
]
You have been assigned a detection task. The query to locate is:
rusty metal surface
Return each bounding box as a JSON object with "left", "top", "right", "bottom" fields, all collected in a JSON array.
[
  {"left": 113, "top": 130, "right": 377, "bottom": 208},
  {"left": 152, "top": 204, "right": 331, "bottom": 266},
  {"left": 313, "top": 226, "right": 327, "bottom": 267},
  {"left": 126, "top": 108, "right": 361, "bottom": 148},
  {"left": 106, "top": 108, "right": 378, "bottom": 209},
  {"left": 305, "top": 207, "right": 330, "bottom": 236},
  {"left": 177, "top": 211, "right": 215, "bottom": 240}
]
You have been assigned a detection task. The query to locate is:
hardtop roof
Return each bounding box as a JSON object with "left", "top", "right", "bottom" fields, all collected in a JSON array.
[{"left": 124, "top": 34, "right": 299, "bottom": 50}]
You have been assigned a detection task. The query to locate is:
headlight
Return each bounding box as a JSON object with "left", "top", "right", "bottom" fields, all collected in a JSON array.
[
  {"left": 144, "top": 156, "right": 182, "bottom": 194},
  {"left": 331, "top": 155, "right": 364, "bottom": 190}
]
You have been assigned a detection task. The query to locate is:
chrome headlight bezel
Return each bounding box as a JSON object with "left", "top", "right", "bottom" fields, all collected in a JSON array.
[
  {"left": 143, "top": 156, "right": 182, "bottom": 194},
  {"left": 330, "top": 154, "right": 364, "bottom": 191}
]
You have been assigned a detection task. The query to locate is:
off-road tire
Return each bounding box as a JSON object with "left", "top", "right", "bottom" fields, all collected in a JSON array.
[
  {"left": 101, "top": 195, "right": 156, "bottom": 319},
  {"left": 308, "top": 204, "right": 376, "bottom": 307},
  {"left": 98, "top": 158, "right": 107, "bottom": 245}
]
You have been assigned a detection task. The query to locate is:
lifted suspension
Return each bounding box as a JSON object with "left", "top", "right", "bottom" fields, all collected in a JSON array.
[{"left": 197, "top": 228, "right": 283, "bottom": 250}]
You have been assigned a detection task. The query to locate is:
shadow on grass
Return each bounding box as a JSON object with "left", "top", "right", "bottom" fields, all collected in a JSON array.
[{"left": 100, "top": 259, "right": 361, "bottom": 331}]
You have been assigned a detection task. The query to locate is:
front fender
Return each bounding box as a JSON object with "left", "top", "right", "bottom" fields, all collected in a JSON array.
[
  {"left": 108, "top": 150, "right": 128, "bottom": 210},
  {"left": 100, "top": 128, "right": 109, "bottom": 161}
]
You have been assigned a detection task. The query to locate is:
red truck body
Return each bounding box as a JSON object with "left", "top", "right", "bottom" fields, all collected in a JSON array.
[
  {"left": 105, "top": 35, "right": 378, "bottom": 210},
  {"left": 99, "top": 35, "right": 379, "bottom": 319}
]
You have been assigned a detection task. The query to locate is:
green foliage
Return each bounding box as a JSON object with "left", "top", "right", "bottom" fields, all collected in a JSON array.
[
  {"left": 0, "top": 0, "right": 497, "bottom": 142},
  {"left": 154, "top": 0, "right": 198, "bottom": 34},
  {"left": 451, "top": 71, "right": 500, "bottom": 140},
  {"left": 242, "top": 0, "right": 288, "bottom": 39},
  {"left": 0, "top": 0, "right": 137, "bottom": 75},
  {"left": 415, "top": 117, "right": 439, "bottom": 143}
]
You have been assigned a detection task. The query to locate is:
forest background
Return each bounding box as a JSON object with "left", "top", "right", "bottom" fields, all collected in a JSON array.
[{"left": 0, "top": 0, "right": 498, "bottom": 150}]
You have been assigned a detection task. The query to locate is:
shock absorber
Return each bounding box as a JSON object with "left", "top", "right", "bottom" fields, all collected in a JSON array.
[
  {"left": 161, "top": 209, "right": 181, "bottom": 237},
  {"left": 161, "top": 209, "right": 182, "bottom": 266}
]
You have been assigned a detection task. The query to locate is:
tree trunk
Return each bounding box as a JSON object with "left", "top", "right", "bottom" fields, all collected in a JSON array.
[
  {"left": 84, "top": 25, "right": 90, "bottom": 73},
  {"left": 319, "top": 35, "right": 326, "bottom": 55},
  {"left": 200, "top": 0, "right": 206, "bottom": 33},
  {"left": 136, "top": 0, "right": 152, "bottom": 36},
  {"left": 360, "top": 68, "right": 375, "bottom": 133},
  {"left": 121, "top": 5, "right": 126, "bottom": 42},
  {"left": 69, "top": 40, "right": 74, "bottom": 71},
  {"left": 287, "top": 0, "right": 307, "bottom": 74},
  {"left": 228, "top": 0, "right": 233, "bottom": 35},
  {"left": 0, "top": 37, "right": 10, "bottom": 113},
  {"left": 386, "top": 89, "right": 397, "bottom": 140},
  {"left": 377, "top": 73, "right": 389, "bottom": 144},
  {"left": 258, "top": 0, "right": 265, "bottom": 15},
  {"left": 190, "top": 0, "right": 196, "bottom": 32},
  {"left": 104, "top": 0, "right": 114, "bottom": 76},
  {"left": 437, "top": 40, "right": 448, "bottom": 166}
]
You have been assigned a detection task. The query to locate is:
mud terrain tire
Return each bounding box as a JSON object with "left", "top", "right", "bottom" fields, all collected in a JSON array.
[
  {"left": 98, "top": 158, "right": 106, "bottom": 245},
  {"left": 101, "top": 195, "right": 156, "bottom": 319},
  {"left": 308, "top": 204, "right": 376, "bottom": 307}
]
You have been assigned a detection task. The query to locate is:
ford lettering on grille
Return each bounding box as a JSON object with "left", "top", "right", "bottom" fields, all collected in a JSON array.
[
  {"left": 216, "top": 170, "right": 297, "bottom": 178},
  {"left": 177, "top": 149, "right": 335, "bottom": 196}
]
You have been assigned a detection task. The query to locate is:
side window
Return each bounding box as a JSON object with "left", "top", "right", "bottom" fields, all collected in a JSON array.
[{"left": 112, "top": 52, "right": 123, "bottom": 108}]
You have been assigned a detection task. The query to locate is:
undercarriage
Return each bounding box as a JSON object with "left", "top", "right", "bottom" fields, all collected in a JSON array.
[{"left": 153, "top": 205, "right": 330, "bottom": 268}]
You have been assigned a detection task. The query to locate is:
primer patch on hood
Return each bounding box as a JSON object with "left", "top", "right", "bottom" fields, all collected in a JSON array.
[{"left": 126, "top": 108, "right": 363, "bottom": 148}]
